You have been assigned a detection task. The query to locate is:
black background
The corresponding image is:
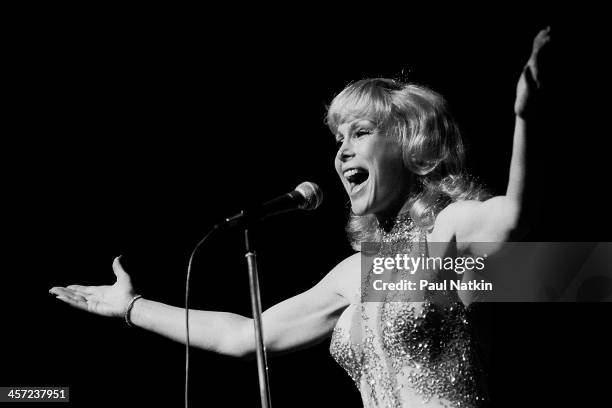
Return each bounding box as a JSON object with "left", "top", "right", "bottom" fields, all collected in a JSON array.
[{"left": 4, "top": 6, "right": 611, "bottom": 408}]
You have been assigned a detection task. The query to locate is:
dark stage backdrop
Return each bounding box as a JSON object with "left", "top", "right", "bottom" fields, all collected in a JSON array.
[{"left": 4, "top": 10, "right": 611, "bottom": 408}]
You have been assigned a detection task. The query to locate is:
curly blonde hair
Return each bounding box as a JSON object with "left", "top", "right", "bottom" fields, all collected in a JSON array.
[{"left": 326, "top": 78, "right": 489, "bottom": 250}]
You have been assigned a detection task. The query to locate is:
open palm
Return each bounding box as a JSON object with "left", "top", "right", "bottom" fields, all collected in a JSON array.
[{"left": 49, "top": 256, "right": 136, "bottom": 318}]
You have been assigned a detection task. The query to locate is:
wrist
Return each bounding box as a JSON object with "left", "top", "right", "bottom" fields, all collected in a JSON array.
[
  {"left": 515, "top": 113, "right": 528, "bottom": 123},
  {"left": 124, "top": 294, "right": 143, "bottom": 327}
]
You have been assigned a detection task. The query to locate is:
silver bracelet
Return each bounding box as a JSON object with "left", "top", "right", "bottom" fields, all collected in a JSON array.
[{"left": 124, "top": 295, "right": 143, "bottom": 328}]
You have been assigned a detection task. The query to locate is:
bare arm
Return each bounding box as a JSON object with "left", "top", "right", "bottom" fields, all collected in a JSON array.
[
  {"left": 443, "top": 28, "right": 552, "bottom": 248},
  {"left": 50, "top": 254, "right": 357, "bottom": 358},
  {"left": 508, "top": 27, "right": 551, "bottom": 202}
]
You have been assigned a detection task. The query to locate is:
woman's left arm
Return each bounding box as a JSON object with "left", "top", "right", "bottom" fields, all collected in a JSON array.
[
  {"left": 450, "top": 27, "right": 552, "bottom": 246},
  {"left": 507, "top": 27, "right": 551, "bottom": 210}
]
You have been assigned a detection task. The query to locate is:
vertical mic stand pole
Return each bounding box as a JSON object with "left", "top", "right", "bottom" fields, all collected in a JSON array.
[{"left": 244, "top": 227, "right": 272, "bottom": 408}]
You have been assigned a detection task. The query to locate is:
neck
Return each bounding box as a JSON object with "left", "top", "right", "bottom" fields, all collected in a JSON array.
[
  {"left": 375, "top": 178, "right": 414, "bottom": 231},
  {"left": 375, "top": 202, "right": 410, "bottom": 233}
]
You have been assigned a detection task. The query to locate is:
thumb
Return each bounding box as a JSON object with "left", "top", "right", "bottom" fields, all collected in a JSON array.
[{"left": 112, "top": 255, "right": 131, "bottom": 283}]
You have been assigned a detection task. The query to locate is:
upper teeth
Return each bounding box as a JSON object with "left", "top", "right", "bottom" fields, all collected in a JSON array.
[{"left": 344, "top": 169, "right": 361, "bottom": 177}]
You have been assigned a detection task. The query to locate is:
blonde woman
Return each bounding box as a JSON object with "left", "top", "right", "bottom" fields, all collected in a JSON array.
[{"left": 50, "top": 28, "right": 551, "bottom": 408}]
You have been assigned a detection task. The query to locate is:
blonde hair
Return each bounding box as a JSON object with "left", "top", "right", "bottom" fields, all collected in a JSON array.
[{"left": 326, "top": 78, "right": 489, "bottom": 250}]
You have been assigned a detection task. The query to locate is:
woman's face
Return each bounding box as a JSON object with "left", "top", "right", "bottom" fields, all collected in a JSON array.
[{"left": 334, "top": 118, "right": 410, "bottom": 217}]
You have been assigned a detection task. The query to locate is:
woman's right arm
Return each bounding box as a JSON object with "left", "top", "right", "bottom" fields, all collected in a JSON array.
[{"left": 50, "top": 253, "right": 358, "bottom": 359}]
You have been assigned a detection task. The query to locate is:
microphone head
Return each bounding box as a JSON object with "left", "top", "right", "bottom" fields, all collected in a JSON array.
[{"left": 295, "top": 181, "right": 323, "bottom": 211}]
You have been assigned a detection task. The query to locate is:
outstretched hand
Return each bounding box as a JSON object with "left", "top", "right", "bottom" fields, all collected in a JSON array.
[
  {"left": 515, "top": 27, "right": 552, "bottom": 118},
  {"left": 49, "top": 256, "right": 136, "bottom": 318}
]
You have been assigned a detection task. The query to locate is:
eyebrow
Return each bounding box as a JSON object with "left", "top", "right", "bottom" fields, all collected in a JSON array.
[
  {"left": 353, "top": 120, "right": 375, "bottom": 129},
  {"left": 340, "top": 120, "right": 375, "bottom": 131},
  {"left": 334, "top": 120, "right": 376, "bottom": 141}
]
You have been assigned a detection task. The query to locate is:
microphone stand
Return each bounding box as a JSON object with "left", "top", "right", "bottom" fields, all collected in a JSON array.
[{"left": 244, "top": 227, "right": 272, "bottom": 408}]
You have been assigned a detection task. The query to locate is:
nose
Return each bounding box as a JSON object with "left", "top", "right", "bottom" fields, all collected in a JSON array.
[{"left": 336, "top": 138, "right": 354, "bottom": 162}]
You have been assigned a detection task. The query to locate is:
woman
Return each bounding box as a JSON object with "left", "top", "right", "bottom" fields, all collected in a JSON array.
[{"left": 50, "top": 28, "right": 551, "bottom": 407}]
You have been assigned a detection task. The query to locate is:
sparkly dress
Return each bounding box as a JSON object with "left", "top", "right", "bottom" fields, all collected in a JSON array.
[{"left": 330, "top": 216, "right": 488, "bottom": 408}]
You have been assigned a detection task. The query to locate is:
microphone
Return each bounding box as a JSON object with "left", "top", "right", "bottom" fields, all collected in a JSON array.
[{"left": 216, "top": 181, "right": 323, "bottom": 229}]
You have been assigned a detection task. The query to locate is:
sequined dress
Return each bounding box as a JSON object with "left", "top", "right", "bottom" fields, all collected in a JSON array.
[{"left": 329, "top": 217, "right": 487, "bottom": 408}]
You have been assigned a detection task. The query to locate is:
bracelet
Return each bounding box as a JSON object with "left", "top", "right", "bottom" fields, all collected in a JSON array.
[{"left": 124, "top": 295, "right": 143, "bottom": 328}]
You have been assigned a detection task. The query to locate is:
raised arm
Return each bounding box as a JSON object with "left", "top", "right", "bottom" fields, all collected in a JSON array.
[
  {"left": 443, "top": 27, "right": 552, "bottom": 247},
  {"left": 49, "top": 254, "right": 357, "bottom": 359},
  {"left": 508, "top": 27, "right": 551, "bottom": 205}
]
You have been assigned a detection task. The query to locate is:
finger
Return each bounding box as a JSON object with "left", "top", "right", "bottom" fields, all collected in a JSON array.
[
  {"left": 52, "top": 287, "right": 88, "bottom": 303},
  {"left": 533, "top": 27, "right": 552, "bottom": 53},
  {"left": 67, "top": 285, "right": 94, "bottom": 295},
  {"left": 55, "top": 294, "right": 89, "bottom": 311},
  {"left": 537, "top": 26, "right": 551, "bottom": 38},
  {"left": 50, "top": 286, "right": 87, "bottom": 296},
  {"left": 112, "top": 256, "right": 130, "bottom": 282},
  {"left": 50, "top": 287, "right": 73, "bottom": 296},
  {"left": 49, "top": 287, "right": 70, "bottom": 296}
]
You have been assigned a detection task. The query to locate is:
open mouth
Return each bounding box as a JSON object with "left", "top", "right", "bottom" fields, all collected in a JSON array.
[{"left": 343, "top": 168, "right": 369, "bottom": 194}]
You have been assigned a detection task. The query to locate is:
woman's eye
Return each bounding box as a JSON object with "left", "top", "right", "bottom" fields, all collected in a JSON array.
[
  {"left": 355, "top": 129, "right": 372, "bottom": 137},
  {"left": 336, "top": 138, "right": 344, "bottom": 146}
]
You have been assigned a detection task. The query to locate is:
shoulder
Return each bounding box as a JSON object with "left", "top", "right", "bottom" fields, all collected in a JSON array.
[
  {"left": 429, "top": 201, "right": 478, "bottom": 241},
  {"left": 440, "top": 199, "right": 485, "bottom": 217},
  {"left": 434, "top": 197, "right": 519, "bottom": 244},
  {"left": 436, "top": 199, "right": 482, "bottom": 223}
]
